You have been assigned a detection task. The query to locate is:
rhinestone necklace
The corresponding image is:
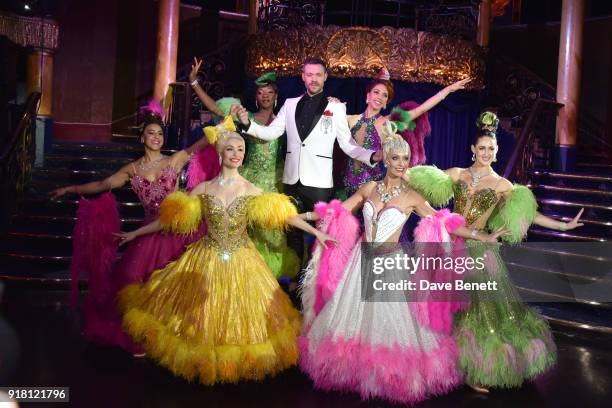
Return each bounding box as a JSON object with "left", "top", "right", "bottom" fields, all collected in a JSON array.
[
  {"left": 468, "top": 166, "right": 492, "bottom": 188},
  {"left": 216, "top": 175, "right": 236, "bottom": 187},
  {"left": 138, "top": 155, "right": 167, "bottom": 172},
  {"left": 376, "top": 181, "right": 402, "bottom": 204}
]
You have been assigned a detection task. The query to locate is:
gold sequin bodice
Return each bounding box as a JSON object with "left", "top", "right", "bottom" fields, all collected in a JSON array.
[
  {"left": 200, "top": 194, "right": 253, "bottom": 258},
  {"left": 453, "top": 181, "right": 500, "bottom": 229}
]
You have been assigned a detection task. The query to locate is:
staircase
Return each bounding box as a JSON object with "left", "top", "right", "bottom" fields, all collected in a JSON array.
[
  {"left": 0, "top": 142, "right": 176, "bottom": 286},
  {"left": 509, "top": 145, "right": 612, "bottom": 336}
]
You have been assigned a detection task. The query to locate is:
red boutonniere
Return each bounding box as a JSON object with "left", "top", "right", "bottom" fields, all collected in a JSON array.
[{"left": 323, "top": 110, "right": 333, "bottom": 117}]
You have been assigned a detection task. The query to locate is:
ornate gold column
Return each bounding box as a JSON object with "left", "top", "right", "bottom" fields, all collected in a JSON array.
[
  {"left": 477, "top": 0, "right": 491, "bottom": 48},
  {"left": 555, "top": 0, "right": 584, "bottom": 171},
  {"left": 26, "top": 48, "right": 53, "bottom": 116},
  {"left": 153, "top": 0, "right": 180, "bottom": 103}
]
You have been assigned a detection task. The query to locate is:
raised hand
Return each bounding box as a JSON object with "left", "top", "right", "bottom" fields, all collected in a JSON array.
[
  {"left": 564, "top": 208, "right": 584, "bottom": 230},
  {"left": 448, "top": 77, "right": 472, "bottom": 93},
  {"left": 233, "top": 105, "right": 250, "bottom": 126},
  {"left": 189, "top": 57, "right": 203, "bottom": 83}
]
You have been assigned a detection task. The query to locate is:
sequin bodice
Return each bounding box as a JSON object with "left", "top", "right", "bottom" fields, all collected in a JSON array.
[
  {"left": 453, "top": 180, "right": 499, "bottom": 228},
  {"left": 200, "top": 194, "right": 252, "bottom": 256},
  {"left": 240, "top": 112, "right": 283, "bottom": 192},
  {"left": 344, "top": 115, "right": 384, "bottom": 195},
  {"left": 131, "top": 166, "right": 178, "bottom": 222}
]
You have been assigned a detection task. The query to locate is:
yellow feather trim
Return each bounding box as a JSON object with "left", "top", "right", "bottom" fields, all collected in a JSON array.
[
  {"left": 120, "top": 305, "right": 301, "bottom": 384},
  {"left": 159, "top": 191, "right": 202, "bottom": 234},
  {"left": 248, "top": 193, "right": 297, "bottom": 230}
]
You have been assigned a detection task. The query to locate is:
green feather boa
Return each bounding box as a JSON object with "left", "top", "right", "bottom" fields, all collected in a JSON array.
[
  {"left": 488, "top": 184, "right": 538, "bottom": 244},
  {"left": 404, "top": 165, "right": 454, "bottom": 207}
]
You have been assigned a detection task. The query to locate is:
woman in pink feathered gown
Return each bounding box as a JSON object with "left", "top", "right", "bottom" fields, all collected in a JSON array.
[
  {"left": 51, "top": 103, "right": 212, "bottom": 354},
  {"left": 296, "top": 122, "right": 505, "bottom": 404}
]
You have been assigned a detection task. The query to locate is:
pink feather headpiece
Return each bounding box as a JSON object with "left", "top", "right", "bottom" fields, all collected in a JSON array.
[
  {"left": 139, "top": 99, "right": 165, "bottom": 122},
  {"left": 377, "top": 67, "right": 390, "bottom": 80}
]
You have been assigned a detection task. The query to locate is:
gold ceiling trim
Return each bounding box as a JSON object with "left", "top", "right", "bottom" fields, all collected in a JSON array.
[
  {"left": 0, "top": 13, "right": 59, "bottom": 50},
  {"left": 246, "top": 25, "right": 485, "bottom": 89}
]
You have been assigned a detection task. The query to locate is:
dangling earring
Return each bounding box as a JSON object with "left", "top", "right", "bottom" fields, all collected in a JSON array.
[
  {"left": 493, "top": 156, "right": 497, "bottom": 162},
  {"left": 140, "top": 138, "right": 144, "bottom": 144},
  {"left": 366, "top": 98, "right": 370, "bottom": 105},
  {"left": 218, "top": 156, "right": 222, "bottom": 165},
  {"left": 274, "top": 99, "right": 277, "bottom": 108},
  {"left": 471, "top": 153, "right": 475, "bottom": 161},
  {"left": 255, "top": 100, "right": 259, "bottom": 110},
  {"left": 383, "top": 104, "right": 387, "bottom": 110}
]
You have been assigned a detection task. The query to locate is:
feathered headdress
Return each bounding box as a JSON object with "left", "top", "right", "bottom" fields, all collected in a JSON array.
[
  {"left": 389, "top": 101, "right": 432, "bottom": 167},
  {"left": 377, "top": 67, "right": 390, "bottom": 80},
  {"left": 139, "top": 99, "right": 165, "bottom": 121},
  {"left": 476, "top": 111, "right": 499, "bottom": 138}
]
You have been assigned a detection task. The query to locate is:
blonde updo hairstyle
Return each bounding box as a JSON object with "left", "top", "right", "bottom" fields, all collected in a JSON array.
[{"left": 380, "top": 120, "right": 411, "bottom": 162}]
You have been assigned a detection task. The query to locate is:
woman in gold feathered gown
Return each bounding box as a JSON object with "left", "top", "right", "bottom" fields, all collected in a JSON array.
[{"left": 116, "top": 118, "right": 335, "bottom": 384}]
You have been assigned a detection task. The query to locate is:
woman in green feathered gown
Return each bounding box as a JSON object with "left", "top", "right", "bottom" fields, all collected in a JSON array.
[
  {"left": 188, "top": 58, "right": 300, "bottom": 279},
  {"left": 405, "top": 112, "right": 584, "bottom": 391}
]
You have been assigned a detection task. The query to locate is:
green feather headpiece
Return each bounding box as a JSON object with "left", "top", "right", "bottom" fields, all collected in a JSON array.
[
  {"left": 476, "top": 111, "right": 499, "bottom": 138},
  {"left": 254, "top": 72, "right": 277, "bottom": 86}
]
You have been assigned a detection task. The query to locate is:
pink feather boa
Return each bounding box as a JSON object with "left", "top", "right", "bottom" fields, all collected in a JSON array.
[
  {"left": 412, "top": 209, "right": 468, "bottom": 334},
  {"left": 186, "top": 144, "right": 221, "bottom": 191},
  {"left": 397, "top": 100, "right": 432, "bottom": 167},
  {"left": 69, "top": 192, "right": 121, "bottom": 306},
  {"left": 312, "top": 200, "right": 361, "bottom": 315}
]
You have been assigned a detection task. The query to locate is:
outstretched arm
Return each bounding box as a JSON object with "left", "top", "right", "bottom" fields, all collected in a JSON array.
[
  {"left": 114, "top": 220, "right": 162, "bottom": 246},
  {"left": 288, "top": 216, "right": 337, "bottom": 248},
  {"left": 534, "top": 209, "right": 584, "bottom": 231},
  {"left": 189, "top": 58, "right": 225, "bottom": 117},
  {"left": 407, "top": 78, "right": 471, "bottom": 121},
  {"left": 412, "top": 191, "right": 508, "bottom": 242},
  {"left": 49, "top": 163, "right": 131, "bottom": 199}
]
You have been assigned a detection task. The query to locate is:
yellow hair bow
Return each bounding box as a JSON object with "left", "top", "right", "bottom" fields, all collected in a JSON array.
[{"left": 203, "top": 116, "right": 237, "bottom": 145}]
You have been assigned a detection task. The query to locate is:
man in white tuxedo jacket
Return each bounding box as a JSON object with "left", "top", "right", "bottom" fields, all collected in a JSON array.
[{"left": 236, "top": 57, "right": 382, "bottom": 266}]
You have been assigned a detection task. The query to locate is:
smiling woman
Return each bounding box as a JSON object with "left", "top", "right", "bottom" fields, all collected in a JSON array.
[
  {"left": 49, "top": 100, "right": 209, "bottom": 356},
  {"left": 116, "top": 117, "right": 337, "bottom": 385},
  {"left": 189, "top": 57, "right": 300, "bottom": 279}
]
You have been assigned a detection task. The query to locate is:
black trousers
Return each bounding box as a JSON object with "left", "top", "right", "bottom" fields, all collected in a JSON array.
[{"left": 283, "top": 181, "right": 334, "bottom": 281}]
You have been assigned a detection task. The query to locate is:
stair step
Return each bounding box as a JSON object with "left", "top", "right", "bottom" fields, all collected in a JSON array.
[
  {"left": 577, "top": 162, "right": 612, "bottom": 174},
  {"left": 529, "top": 228, "right": 607, "bottom": 242},
  {"left": 533, "top": 170, "right": 612, "bottom": 183},
  {"left": 515, "top": 285, "right": 609, "bottom": 307},
  {"left": 9, "top": 214, "right": 143, "bottom": 234},
  {"left": 19, "top": 197, "right": 144, "bottom": 218},
  {"left": 537, "top": 304, "right": 612, "bottom": 335},
  {"left": 537, "top": 198, "right": 612, "bottom": 211},
  {"left": 534, "top": 184, "right": 612, "bottom": 197},
  {"left": 508, "top": 262, "right": 612, "bottom": 305}
]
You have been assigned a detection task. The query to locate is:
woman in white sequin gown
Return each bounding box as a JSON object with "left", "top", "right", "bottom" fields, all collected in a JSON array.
[{"left": 296, "top": 123, "right": 504, "bottom": 405}]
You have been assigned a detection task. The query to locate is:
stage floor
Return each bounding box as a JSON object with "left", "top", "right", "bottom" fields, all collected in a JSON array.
[{"left": 1, "top": 289, "right": 610, "bottom": 408}]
